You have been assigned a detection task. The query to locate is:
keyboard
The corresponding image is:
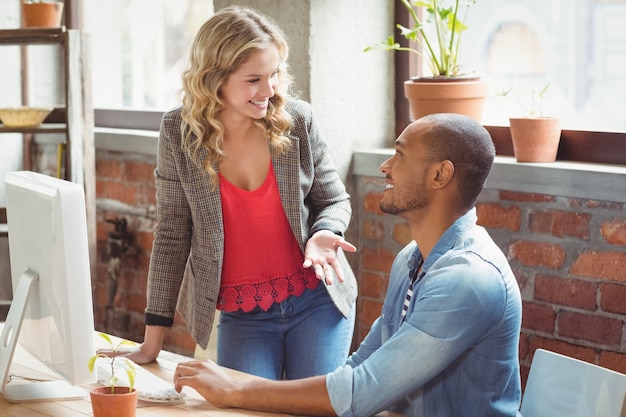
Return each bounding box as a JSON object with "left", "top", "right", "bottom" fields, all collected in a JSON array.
[{"left": 94, "top": 356, "right": 186, "bottom": 404}]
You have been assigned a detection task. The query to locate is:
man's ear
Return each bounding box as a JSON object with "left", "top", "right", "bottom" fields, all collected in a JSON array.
[{"left": 431, "top": 160, "right": 455, "bottom": 190}]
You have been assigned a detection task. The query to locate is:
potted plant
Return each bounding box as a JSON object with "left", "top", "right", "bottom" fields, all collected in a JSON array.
[
  {"left": 501, "top": 83, "right": 561, "bottom": 162},
  {"left": 365, "top": 0, "right": 488, "bottom": 122},
  {"left": 88, "top": 333, "right": 138, "bottom": 417},
  {"left": 21, "top": 0, "right": 64, "bottom": 28}
]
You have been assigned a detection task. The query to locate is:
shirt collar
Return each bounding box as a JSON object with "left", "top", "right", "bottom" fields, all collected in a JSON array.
[{"left": 408, "top": 208, "right": 478, "bottom": 275}]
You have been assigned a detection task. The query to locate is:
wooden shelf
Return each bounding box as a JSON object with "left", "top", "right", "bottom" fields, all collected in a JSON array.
[
  {"left": 0, "top": 124, "right": 67, "bottom": 134},
  {"left": 0, "top": 27, "right": 67, "bottom": 45},
  {"left": 0, "top": 28, "right": 96, "bottom": 279}
]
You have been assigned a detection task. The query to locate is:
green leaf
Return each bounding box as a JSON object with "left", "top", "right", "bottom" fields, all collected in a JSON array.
[{"left": 97, "top": 332, "right": 113, "bottom": 347}]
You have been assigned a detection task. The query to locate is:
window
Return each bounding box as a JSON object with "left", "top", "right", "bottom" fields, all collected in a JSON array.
[
  {"left": 395, "top": 0, "right": 626, "bottom": 164},
  {"left": 78, "top": 0, "right": 625, "bottom": 163},
  {"left": 402, "top": 0, "right": 626, "bottom": 133},
  {"left": 82, "top": 0, "right": 214, "bottom": 129}
]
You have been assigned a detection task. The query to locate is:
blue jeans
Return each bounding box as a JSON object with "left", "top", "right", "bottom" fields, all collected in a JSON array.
[{"left": 216, "top": 283, "right": 355, "bottom": 380}]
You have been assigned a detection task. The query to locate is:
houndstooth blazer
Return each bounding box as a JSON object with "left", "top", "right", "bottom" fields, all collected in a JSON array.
[{"left": 145, "top": 99, "right": 357, "bottom": 349}]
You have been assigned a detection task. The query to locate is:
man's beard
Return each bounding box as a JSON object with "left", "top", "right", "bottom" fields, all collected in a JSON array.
[{"left": 380, "top": 180, "right": 428, "bottom": 216}]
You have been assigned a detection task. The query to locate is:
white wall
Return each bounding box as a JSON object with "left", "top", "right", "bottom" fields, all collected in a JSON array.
[{"left": 214, "top": 0, "right": 396, "bottom": 181}]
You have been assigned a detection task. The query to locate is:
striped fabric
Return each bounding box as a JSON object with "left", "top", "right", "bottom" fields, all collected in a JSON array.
[
  {"left": 402, "top": 285, "right": 414, "bottom": 318},
  {"left": 401, "top": 259, "right": 423, "bottom": 321}
]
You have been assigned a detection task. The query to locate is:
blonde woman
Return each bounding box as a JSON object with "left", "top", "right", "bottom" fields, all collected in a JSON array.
[{"left": 126, "top": 6, "right": 357, "bottom": 380}]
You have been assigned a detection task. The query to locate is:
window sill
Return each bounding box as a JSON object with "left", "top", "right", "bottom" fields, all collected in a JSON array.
[
  {"left": 94, "top": 127, "right": 158, "bottom": 156},
  {"left": 353, "top": 150, "right": 626, "bottom": 204}
]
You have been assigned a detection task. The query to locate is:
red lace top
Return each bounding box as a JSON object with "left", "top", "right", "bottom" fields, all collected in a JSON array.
[{"left": 217, "top": 162, "right": 318, "bottom": 312}]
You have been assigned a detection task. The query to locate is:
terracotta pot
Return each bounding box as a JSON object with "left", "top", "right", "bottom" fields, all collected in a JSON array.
[
  {"left": 404, "top": 77, "right": 489, "bottom": 122},
  {"left": 509, "top": 117, "right": 561, "bottom": 162},
  {"left": 90, "top": 386, "right": 138, "bottom": 417},
  {"left": 21, "top": 2, "right": 64, "bottom": 28}
]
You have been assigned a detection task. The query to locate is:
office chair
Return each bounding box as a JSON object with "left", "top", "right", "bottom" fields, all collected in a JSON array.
[{"left": 520, "top": 348, "right": 626, "bottom": 417}]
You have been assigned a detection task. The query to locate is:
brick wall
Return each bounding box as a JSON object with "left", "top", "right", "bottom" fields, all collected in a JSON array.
[
  {"left": 354, "top": 174, "right": 626, "bottom": 388},
  {"left": 93, "top": 149, "right": 196, "bottom": 356},
  {"left": 92, "top": 147, "right": 626, "bottom": 380}
]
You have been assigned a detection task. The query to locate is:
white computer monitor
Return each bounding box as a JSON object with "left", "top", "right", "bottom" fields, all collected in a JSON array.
[{"left": 0, "top": 171, "right": 97, "bottom": 402}]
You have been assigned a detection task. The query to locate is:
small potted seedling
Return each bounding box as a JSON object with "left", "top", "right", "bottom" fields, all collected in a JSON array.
[
  {"left": 499, "top": 82, "right": 562, "bottom": 162},
  {"left": 88, "top": 332, "right": 138, "bottom": 417}
]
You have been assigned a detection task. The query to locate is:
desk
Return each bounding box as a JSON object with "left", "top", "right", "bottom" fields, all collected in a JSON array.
[
  {"left": 0, "top": 329, "right": 291, "bottom": 417},
  {"left": 0, "top": 326, "right": 404, "bottom": 417}
]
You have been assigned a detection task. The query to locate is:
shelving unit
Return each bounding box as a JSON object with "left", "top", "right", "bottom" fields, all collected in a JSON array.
[
  {"left": 0, "top": 27, "right": 95, "bottom": 305},
  {"left": 0, "top": 27, "right": 94, "bottom": 185}
]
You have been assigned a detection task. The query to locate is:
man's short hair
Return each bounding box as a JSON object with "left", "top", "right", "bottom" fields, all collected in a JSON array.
[{"left": 419, "top": 113, "right": 495, "bottom": 208}]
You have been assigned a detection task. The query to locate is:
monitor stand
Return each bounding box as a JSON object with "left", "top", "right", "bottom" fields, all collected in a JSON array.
[{"left": 0, "top": 269, "right": 87, "bottom": 402}]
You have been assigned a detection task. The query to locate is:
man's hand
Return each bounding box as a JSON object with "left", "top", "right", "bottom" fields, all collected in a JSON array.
[
  {"left": 174, "top": 360, "right": 240, "bottom": 408},
  {"left": 174, "top": 360, "right": 335, "bottom": 416},
  {"left": 303, "top": 230, "right": 357, "bottom": 285}
]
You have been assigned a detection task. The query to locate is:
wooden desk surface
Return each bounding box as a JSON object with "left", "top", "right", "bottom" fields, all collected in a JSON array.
[
  {"left": 1, "top": 326, "right": 405, "bottom": 417},
  {"left": 0, "top": 327, "right": 290, "bottom": 417}
]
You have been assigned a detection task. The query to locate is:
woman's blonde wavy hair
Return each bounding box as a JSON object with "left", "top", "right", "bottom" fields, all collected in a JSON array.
[{"left": 180, "top": 6, "right": 293, "bottom": 186}]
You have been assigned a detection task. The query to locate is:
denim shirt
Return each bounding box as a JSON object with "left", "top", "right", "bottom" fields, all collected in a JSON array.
[{"left": 327, "top": 209, "right": 522, "bottom": 417}]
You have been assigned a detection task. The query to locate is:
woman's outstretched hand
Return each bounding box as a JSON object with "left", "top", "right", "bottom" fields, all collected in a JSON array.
[{"left": 303, "top": 230, "right": 357, "bottom": 285}]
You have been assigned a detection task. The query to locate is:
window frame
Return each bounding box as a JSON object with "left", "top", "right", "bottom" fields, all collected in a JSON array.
[
  {"left": 71, "top": 0, "right": 626, "bottom": 166},
  {"left": 66, "top": 0, "right": 167, "bottom": 132},
  {"left": 393, "top": 3, "right": 626, "bottom": 166}
]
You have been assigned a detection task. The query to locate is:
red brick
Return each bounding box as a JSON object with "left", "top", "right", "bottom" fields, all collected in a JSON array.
[
  {"left": 96, "top": 159, "right": 123, "bottom": 179},
  {"left": 137, "top": 253, "right": 151, "bottom": 272},
  {"left": 127, "top": 316, "right": 146, "bottom": 340},
  {"left": 392, "top": 222, "right": 412, "bottom": 246},
  {"left": 599, "top": 351, "right": 626, "bottom": 374},
  {"left": 570, "top": 250, "right": 626, "bottom": 283},
  {"left": 143, "top": 186, "right": 157, "bottom": 206},
  {"left": 476, "top": 202, "right": 521, "bottom": 231},
  {"left": 512, "top": 268, "right": 531, "bottom": 297},
  {"left": 519, "top": 333, "right": 529, "bottom": 360},
  {"left": 361, "top": 247, "right": 396, "bottom": 274},
  {"left": 125, "top": 293, "right": 147, "bottom": 314},
  {"left": 520, "top": 366, "right": 530, "bottom": 392},
  {"left": 357, "top": 326, "right": 370, "bottom": 344},
  {"left": 96, "top": 218, "right": 112, "bottom": 243},
  {"left": 529, "top": 210, "right": 590, "bottom": 240},
  {"left": 522, "top": 301, "right": 555, "bottom": 333},
  {"left": 135, "top": 230, "right": 155, "bottom": 255},
  {"left": 359, "top": 272, "right": 386, "bottom": 299},
  {"left": 535, "top": 274, "right": 597, "bottom": 311},
  {"left": 499, "top": 191, "right": 556, "bottom": 202},
  {"left": 557, "top": 311, "right": 622, "bottom": 345},
  {"left": 164, "top": 326, "right": 195, "bottom": 356},
  {"left": 123, "top": 251, "right": 140, "bottom": 270},
  {"left": 364, "top": 191, "right": 384, "bottom": 215},
  {"left": 601, "top": 218, "right": 626, "bottom": 246},
  {"left": 125, "top": 161, "right": 156, "bottom": 184},
  {"left": 527, "top": 336, "right": 597, "bottom": 364},
  {"left": 98, "top": 179, "right": 138, "bottom": 205},
  {"left": 570, "top": 198, "right": 623, "bottom": 211},
  {"left": 359, "top": 299, "right": 383, "bottom": 328},
  {"left": 136, "top": 269, "right": 149, "bottom": 294},
  {"left": 599, "top": 283, "right": 626, "bottom": 315},
  {"left": 363, "top": 220, "right": 385, "bottom": 242},
  {"left": 93, "top": 284, "right": 109, "bottom": 307},
  {"left": 508, "top": 241, "right": 565, "bottom": 269},
  {"left": 135, "top": 184, "right": 156, "bottom": 207},
  {"left": 95, "top": 179, "right": 108, "bottom": 199}
]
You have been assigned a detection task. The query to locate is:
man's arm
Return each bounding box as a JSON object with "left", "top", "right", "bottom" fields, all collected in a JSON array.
[{"left": 174, "top": 360, "right": 337, "bottom": 416}]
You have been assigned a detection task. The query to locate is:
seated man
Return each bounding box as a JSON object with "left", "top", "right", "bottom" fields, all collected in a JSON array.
[{"left": 172, "top": 113, "right": 523, "bottom": 417}]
